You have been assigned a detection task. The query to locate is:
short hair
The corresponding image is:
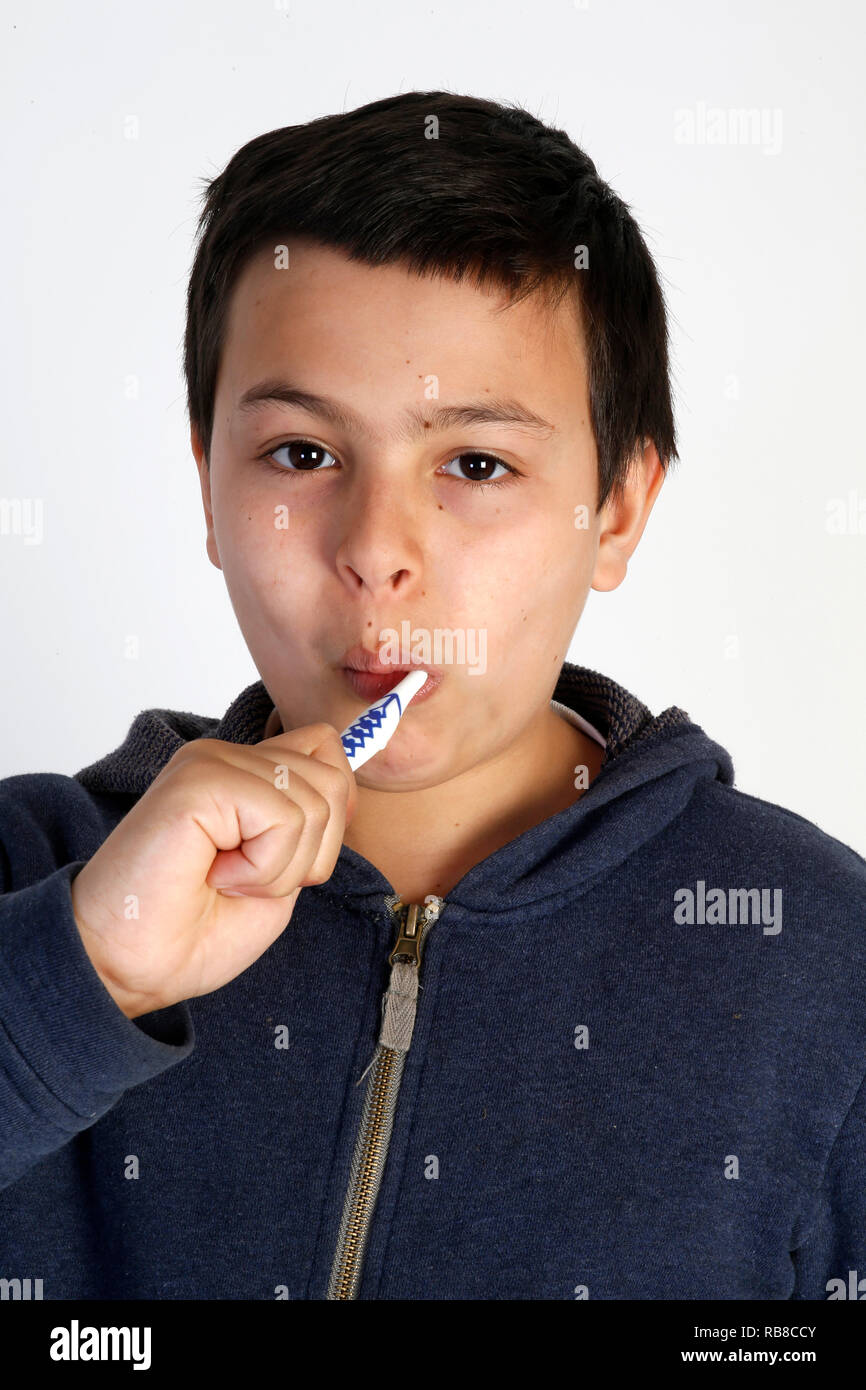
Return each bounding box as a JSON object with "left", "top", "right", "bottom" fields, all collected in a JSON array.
[{"left": 184, "top": 90, "right": 678, "bottom": 509}]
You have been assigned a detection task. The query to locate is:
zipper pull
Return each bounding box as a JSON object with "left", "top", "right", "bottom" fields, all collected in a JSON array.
[
  {"left": 387, "top": 895, "right": 443, "bottom": 966},
  {"left": 388, "top": 902, "right": 423, "bottom": 966},
  {"left": 378, "top": 896, "right": 443, "bottom": 1053}
]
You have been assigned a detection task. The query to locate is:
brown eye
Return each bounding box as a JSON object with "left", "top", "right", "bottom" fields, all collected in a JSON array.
[
  {"left": 269, "top": 440, "right": 337, "bottom": 471},
  {"left": 441, "top": 452, "right": 515, "bottom": 486}
]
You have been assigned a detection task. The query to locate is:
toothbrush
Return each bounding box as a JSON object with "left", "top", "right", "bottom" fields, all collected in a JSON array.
[{"left": 339, "top": 668, "right": 428, "bottom": 769}]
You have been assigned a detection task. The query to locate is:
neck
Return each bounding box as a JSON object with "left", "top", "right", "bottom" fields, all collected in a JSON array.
[{"left": 339, "top": 705, "right": 604, "bottom": 903}]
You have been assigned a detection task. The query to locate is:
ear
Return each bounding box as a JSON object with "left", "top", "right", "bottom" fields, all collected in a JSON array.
[
  {"left": 191, "top": 423, "right": 222, "bottom": 572},
  {"left": 591, "top": 440, "right": 666, "bottom": 592}
]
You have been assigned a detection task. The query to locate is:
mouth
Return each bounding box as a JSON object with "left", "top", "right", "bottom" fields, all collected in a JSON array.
[{"left": 340, "top": 645, "right": 443, "bottom": 704}]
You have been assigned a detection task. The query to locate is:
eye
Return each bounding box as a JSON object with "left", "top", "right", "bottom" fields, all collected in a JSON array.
[
  {"left": 257, "top": 440, "right": 520, "bottom": 491},
  {"left": 263, "top": 439, "right": 338, "bottom": 472},
  {"left": 439, "top": 452, "right": 518, "bottom": 489}
]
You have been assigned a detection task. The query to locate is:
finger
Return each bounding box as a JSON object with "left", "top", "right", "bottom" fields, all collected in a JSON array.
[
  {"left": 182, "top": 726, "right": 357, "bottom": 827},
  {"left": 260, "top": 723, "right": 358, "bottom": 824},
  {"left": 207, "top": 768, "right": 333, "bottom": 897}
]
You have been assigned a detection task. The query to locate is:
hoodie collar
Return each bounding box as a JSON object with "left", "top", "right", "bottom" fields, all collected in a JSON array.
[{"left": 74, "top": 663, "right": 733, "bottom": 912}]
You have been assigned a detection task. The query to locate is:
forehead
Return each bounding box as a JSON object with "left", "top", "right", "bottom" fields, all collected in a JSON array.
[{"left": 215, "top": 238, "right": 588, "bottom": 420}]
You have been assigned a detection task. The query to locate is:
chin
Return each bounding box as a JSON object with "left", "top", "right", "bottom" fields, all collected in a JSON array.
[{"left": 356, "top": 742, "right": 445, "bottom": 789}]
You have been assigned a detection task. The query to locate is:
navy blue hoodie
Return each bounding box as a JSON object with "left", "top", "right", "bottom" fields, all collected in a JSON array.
[{"left": 1, "top": 662, "right": 864, "bottom": 1301}]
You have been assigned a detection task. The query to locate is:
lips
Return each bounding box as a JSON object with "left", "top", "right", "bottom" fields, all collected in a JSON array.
[
  {"left": 341, "top": 643, "right": 438, "bottom": 676},
  {"left": 339, "top": 644, "right": 443, "bottom": 704}
]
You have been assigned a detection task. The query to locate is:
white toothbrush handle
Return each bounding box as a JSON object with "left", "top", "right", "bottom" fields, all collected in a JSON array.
[{"left": 340, "top": 669, "right": 428, "bottom": 769}]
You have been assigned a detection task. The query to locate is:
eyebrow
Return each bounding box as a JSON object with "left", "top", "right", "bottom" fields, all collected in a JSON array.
[{"left": 236, "top": 379, "right": 555, "bottom": 440}]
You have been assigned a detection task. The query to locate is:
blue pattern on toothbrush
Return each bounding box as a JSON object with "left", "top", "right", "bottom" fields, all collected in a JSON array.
[
  {"left": 339, "top": 668, "right": 429, "bottom": 770},
  {"left": 340, "top": 690, "right": 404, "bottom": 760}
]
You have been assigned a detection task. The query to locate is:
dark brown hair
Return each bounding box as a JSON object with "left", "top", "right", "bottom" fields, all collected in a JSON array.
[{"left": 184, "top": 90, "right": 678, "bottom": 508}]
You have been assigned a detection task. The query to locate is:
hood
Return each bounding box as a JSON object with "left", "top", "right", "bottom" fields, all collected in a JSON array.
[{"left": 74, "top": 662, "right": 734, "bottom": 911}]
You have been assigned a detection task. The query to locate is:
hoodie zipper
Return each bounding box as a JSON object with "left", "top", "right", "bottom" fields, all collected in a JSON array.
[{"left": 326, "top": 892, "right": 445, "bottom": 1300}]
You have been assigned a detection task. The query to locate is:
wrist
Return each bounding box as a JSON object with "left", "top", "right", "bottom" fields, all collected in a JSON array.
[{"left": 73, "top": 918, "right": 161, "bottom": 1020}]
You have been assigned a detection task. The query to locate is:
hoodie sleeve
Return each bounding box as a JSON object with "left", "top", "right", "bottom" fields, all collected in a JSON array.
[
  {"left": 790, "top": 1068, "right": 866, "bottom": 1300},
  {"left": 0, "top": 795, "right": 195, "bottom": 1191}
]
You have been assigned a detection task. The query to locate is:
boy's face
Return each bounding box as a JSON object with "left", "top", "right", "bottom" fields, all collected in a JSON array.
[{"left": 192, "top": 238, "right": 658, "bottom": 787}]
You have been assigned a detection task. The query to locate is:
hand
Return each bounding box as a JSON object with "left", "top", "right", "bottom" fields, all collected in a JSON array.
[{"left": 70, "top": 723, "right": 357, "bottom": 1018}]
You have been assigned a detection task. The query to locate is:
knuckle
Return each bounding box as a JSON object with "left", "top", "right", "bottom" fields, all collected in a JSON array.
[
  {"left": 319, "top": 763, "right": 349, "bottom": 802},
  {"left": 309, "top": 789, "right": 332, "bottom": 825},
  {"left": 308, "top": 721, "right": 340, "bottom": 741},
  {"left": 162, "top": 754, "right": 214, "bottom": 794},
  {"left": 166, "top": 741, "right": 218, "bottom": 778},
  {"left": 282, "top": 800, "right": 306, "bottom": 834},
  {"left": 178, "top": 737, "right": 216, "bottom": 759},
  {"left": 299, "top": 860, "right": 330, "bottom": 887},
  {"left": 256, "top": 878, "right": 287, "bottom": 898},
  {"left": 271, "top": 871, "right": 307, "bottom": 897}
]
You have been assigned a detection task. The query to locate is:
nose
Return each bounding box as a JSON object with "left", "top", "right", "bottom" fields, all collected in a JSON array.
[{"left": 334, "top": 473, "right": 423, "bottom": 598}]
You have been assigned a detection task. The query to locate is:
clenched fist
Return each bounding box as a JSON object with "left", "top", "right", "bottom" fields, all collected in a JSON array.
[{"left": 70, "top": 723, "right": 357, "bottom": 1019}]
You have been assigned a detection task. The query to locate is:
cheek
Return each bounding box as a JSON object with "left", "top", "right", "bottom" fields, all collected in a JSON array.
[
  {"left": 493, "top": 521, "right": 588, "bottom": 650},
  {"left": 216, "top": 496, "right": 321, "bottom": 608},
  {"left": 438, "top": 528, "right": 554, "bottom": 663}
]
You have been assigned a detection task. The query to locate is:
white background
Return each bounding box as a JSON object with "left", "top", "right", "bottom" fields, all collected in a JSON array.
[{"left": 1, "top": 0, "right": 864, "bottom": 855}]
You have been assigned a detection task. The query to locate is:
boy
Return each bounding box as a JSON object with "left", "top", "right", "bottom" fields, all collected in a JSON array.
[{"left": 1, "top": 91, "right": 864, "bottom": 1301}]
